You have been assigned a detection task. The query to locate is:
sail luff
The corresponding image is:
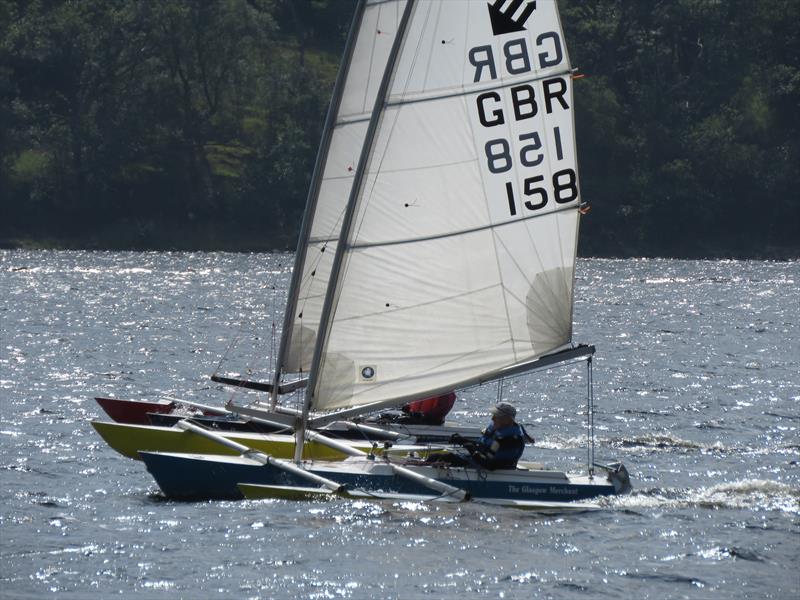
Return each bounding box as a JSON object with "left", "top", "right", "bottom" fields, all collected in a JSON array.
[
  {"left": 303, "top": 0, "right": 418, "bottom": 421},
  {"left": 270, "top": 0, "right": 367, "bottom": 407}
]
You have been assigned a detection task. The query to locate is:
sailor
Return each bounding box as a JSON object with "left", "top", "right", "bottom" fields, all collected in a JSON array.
[{"left": 427, "top": 401, "right": 531, "bottom": 470}]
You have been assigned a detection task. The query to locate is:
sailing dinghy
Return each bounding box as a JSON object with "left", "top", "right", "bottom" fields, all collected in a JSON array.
[{"left": 139, "top": 0, "right": 632, "bottom": 508}]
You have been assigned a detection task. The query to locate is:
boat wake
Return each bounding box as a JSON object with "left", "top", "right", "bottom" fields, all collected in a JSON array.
[
  {"left": 607, "top": 433, "right": 728, "bottom": 453},
  {"left": 534, "top": 436, "right": 587, "bottom": 450},
  {"left": 537, "top": 433, "right": 733, "bottom": 453},
  {"left": 601, "top": 479, "right": 800, "bottom": 514}
]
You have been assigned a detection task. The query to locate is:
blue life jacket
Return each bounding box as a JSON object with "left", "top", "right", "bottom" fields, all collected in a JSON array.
[{"left": 472, "top": 422, "right": 525, "bottom": 469}]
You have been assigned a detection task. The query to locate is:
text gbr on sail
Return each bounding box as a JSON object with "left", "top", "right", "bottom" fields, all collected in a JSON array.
[
  {"left": 468, "top": 33, "right": 564, "bottom": 83},
  {"left": 467, "top": 33, "right": 578, "bottom": 217},
  {"left": 469, "top": 33, "right": 567, "bottom": 128}
]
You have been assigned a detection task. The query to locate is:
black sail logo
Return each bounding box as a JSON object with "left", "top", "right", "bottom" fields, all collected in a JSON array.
[{"left": 488, "top": 0, "right": 536, "bottom": 36}]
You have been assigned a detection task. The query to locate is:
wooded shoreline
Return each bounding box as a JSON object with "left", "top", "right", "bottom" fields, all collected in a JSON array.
[{"left": 2, "top": 0, "right": 797, "bottom": 259}]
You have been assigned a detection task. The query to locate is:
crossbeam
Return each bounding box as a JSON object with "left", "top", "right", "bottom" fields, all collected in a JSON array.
[
  {"left": 174, "top": 420, "right": 343, "bottom": 492},
  {"left": 211, "top": 375, "right": 308, "bottom": 395}
]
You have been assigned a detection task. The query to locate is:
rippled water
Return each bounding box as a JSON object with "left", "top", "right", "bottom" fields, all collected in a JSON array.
[{"left": 1, "top": 251, "right": 798, "bottom": 599}]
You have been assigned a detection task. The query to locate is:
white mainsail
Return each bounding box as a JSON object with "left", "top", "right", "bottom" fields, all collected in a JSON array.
[
  {"left": 281, "top": 0, "right": 409, "bottom": 374},
  {"left": 309, "top": 0, "right": 583, "bottom": 412}
]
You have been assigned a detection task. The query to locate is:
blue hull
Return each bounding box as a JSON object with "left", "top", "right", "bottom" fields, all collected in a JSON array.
[
  {"left": 140, "top": 452, "right": 281, "bottom": 500},
  {"left": 140, "top": 452, "right": 619, "bottom": 503}
]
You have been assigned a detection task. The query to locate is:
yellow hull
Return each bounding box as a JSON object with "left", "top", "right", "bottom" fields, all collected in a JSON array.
[{"left": 90, "top": 421, "right": 426, "bottom": 461}]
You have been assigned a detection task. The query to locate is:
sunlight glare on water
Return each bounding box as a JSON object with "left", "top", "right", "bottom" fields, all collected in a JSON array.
[{"left": 0, "top": 251, "right": 798, "bottom": 599}]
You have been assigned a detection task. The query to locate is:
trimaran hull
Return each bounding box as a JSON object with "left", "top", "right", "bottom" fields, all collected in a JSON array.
[
  {"left": 91, "top": 421, "right": 436, "bottom": 462},
  {"left": 94, "top": 397, "right": 481, "bottom": 443},
  {"left": 236, "top": 484, "right": 602, "bottom": 512},
  {"left": 139, "top": 451, "right": 622, "bottom": 506}
]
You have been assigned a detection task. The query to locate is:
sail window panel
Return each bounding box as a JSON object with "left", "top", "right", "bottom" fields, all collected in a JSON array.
[
  {"left": 340, "top": 0, "right": 408, "bottom": 120},
  {"left": 285, "top": 320, "right": 319, "bottom": 375},
  {"left": 390, "top": 0, "right": 570, "bottom": 103},
  {"left": 308, "top": 179, "right": 354, "bottom": 245},
  {"left": 319, "top": 120, "right": 367, "bottom": 188}
]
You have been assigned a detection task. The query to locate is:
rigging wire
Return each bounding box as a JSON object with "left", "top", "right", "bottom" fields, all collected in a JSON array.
[
  {"left": 211, "top": 330, "right": 242, "bottom": 377},
  {"left": 268, "top": 285, "right": 277, "bottom": 377},
  {"left": 587, "top": 355, "right": 595, "bottom": 479}
]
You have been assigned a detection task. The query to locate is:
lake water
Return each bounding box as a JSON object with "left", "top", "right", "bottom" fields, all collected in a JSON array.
[{"left": 1, "top": 251, "right": 798, "bottom": 599}]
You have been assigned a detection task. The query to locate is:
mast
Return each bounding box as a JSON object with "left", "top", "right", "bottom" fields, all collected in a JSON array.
[
  {"left": 269, "top": 0, "right": 367, "bottom": 408},
  {"left": 295, "top": 0, "right": 417, "bottom": 460}
]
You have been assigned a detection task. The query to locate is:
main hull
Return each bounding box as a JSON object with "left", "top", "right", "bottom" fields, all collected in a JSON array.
[
  {"left": 139, "top": 451, "right": 623, "bottom": 504},
  {"left": 91, "top": 421, "right": 428, "bottom": 462},
  {"left": 237, "top": 483, "right": 602, "bottom": 512}
]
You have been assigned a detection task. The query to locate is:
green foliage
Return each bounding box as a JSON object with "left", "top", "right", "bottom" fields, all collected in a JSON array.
[
  {"left": 0, "top": 0, "right": 797, "bottom": 257},
  {"left": 563, "top": 0, "right": 800, "bottom": 257},
  {"left": 9, "top": 149, "right": 48, "bottom": 183},
  {"left": 0, "top": 0, "right": 344, "bottom": 249}
]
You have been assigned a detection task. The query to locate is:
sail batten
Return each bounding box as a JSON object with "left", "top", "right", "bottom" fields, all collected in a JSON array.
[
  {"left": 383, "top": 68, "right": 575, "bottom": 108},
  {"left": 334, "top": 116, "right": 372, "bottom": 127},
  {"left": 345, "top": 204, "right": 580, "bottom": 250}
]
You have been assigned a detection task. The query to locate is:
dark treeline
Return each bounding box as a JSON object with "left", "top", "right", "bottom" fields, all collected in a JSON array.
[{"left": 1, "top": 0, "right": 798, "bottom": 258}]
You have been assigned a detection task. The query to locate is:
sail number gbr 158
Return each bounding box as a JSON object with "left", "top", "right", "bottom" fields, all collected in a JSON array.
[{"left": 475, "top": 76, "right": 578, "bottom": 217}]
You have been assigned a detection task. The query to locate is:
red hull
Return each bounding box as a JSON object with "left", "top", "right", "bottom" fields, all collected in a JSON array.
[{"left": 94, "top": 397, "right": 175, "bottom": 425}]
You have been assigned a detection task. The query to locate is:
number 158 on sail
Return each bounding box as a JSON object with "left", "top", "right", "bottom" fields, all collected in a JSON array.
[
  {"left": 483, "top": 129, "right": 579, "bottom": 216},
  {"left": 483, "top": 128, "right": 579, "bottom": 215},
  {"left": 502, "top": 168, "right": 578, "bottom": 216}
]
